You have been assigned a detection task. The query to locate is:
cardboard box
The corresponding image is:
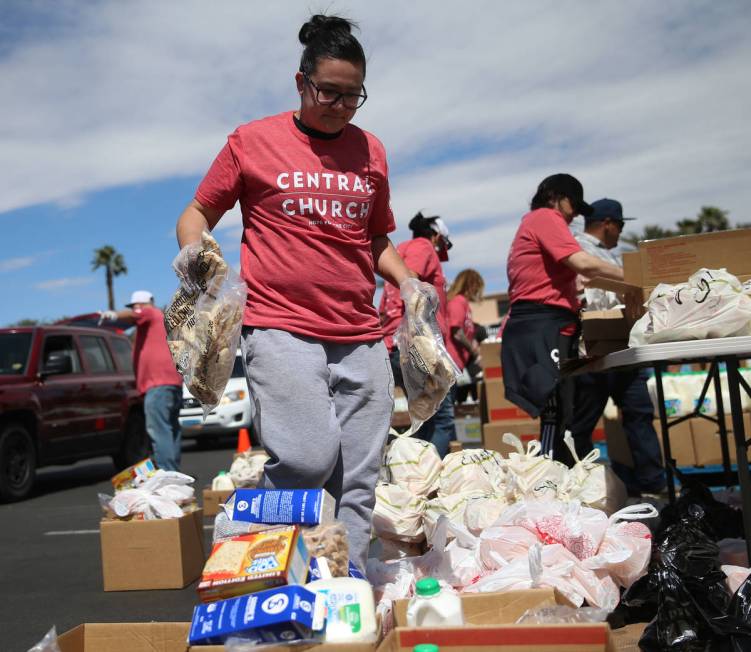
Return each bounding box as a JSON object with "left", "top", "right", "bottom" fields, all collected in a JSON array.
[
  {"left": 57, "top": 622, "right": 375, "bottom": 652},
  {"left": 690, "top": 413, "right": 751, "bottom": 466},
  {"left": 202, "top": 488, "right": 234, "bottom": 517},
  {"left": 581, "top": 309, "right": 630, "bottom": 357},
  {"left": 100, "top": 509, "right": 205, "bottom": 591},
  {"left": 637, "top": 228, "right": 751, "bottom": 287},
  {"left": 469, "top": 292, "right": 508, "bottom": 327},
  {"left": 482, "top": 379, "right": 532, "bottom": 422},
  {"left": 653, "top": 418, "right": 695, "bottom": 467},
  {"left": 392, "top": 588, "right": 558, "bottom": 629},
  {"left": 482, "top": 420, "right": 539, "bottom": 455},
  {"left": 479, "top": 341, "right": 502, "bottom": 379},
  {"left": 454, "top": 415, "right": 482, "bottom": 444},
  {"left": 58, "top": 623, "right": 190, "bottom": 652}
]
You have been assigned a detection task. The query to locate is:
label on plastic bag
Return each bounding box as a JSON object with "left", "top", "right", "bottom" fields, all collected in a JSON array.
[{"left": 231, "top": 488, "right": 325, "bottom": 525}]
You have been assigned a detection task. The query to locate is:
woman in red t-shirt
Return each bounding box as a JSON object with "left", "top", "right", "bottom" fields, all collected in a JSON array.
[
  {"left": 446, "top": 269, "right": 485, "bottom": 372},
  {"left": 502, "top": 174, "right": 623, "bottom": 462},
  {"left": 172, "top": 15, "right": 419, "bottom": 571},
  {"left": 379, "top": 212, "right": 456, "bottom": 456}
]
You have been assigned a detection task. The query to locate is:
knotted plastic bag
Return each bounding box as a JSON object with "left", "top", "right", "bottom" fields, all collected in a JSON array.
[
  {"left": 630, "top": 268, "right": 751, "bottom": 346},
  {"left": 583, "top": 503, "right": 658, "bottom": 589},
  {"left": 395, "top": 278, "right": 459, "bottom": 430},
  {"left": 380, "top": 428, "right": 442, "bottom": 496},
  {"left": 372, "top": 482, "right": 427, "bottom": 543},
  {"left": 501, "top": 433, "right": 568, "bottom": 501},
  {"left": 558, "top": 431, "right": 627, "bottom": 515},
  {"left": 165, "top": 231, "right": 247, "bottom": 415},
  {"left": 438, "top": 448, "right": 506, "bottom": 497}
]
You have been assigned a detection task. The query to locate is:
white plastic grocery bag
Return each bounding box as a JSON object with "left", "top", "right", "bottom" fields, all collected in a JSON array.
[
  {"left": 558, "top": 432, "right": 626, "bottom": 515},
  {"left": 372, "top": 482, "right": 427, "bottom": 543},
  {"left": 630, "top": 268, "right": 751, "bottom": 346},
  {"left": 381, "top": 428, "right": 442, "bottom": 496},
  {"left": 438, "top": 449, "right": 506, "bottom": 497}
]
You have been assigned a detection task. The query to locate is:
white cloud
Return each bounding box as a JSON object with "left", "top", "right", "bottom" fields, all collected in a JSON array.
[
  {"left": 0, "top": 256, "right": 35, "bottom": 272},
  {"left": 35, "top": 276, "right": 94, "bottom": 291},
  {"left": 2, "top": 1, "right": 750, "bottom": 292}
]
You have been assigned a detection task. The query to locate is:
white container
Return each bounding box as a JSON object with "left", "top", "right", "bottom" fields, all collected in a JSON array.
[
  {"left": 306, "top": 560, "right": 377, "bottom": 643},
  {"left": 406, "top": 577, "right": 464, "bottom": 627},
  {"left": 210, "top": 471, "right": 235, "bottom": 491}
]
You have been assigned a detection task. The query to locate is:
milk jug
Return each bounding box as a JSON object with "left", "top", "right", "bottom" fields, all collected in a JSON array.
[
  {"left": 406, "top": 577, "right": 464, "bottom": 627},
  {"left": 211, "top": 471, "right": 235, "bottom": 491},
  {"left": 306, "top": 559, "right": 377, "bottom": 642}
]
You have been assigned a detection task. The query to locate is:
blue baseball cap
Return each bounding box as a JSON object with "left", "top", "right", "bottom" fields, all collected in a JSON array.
[{"left": 585, "top": 198, "right": 636, "bottom": 224}]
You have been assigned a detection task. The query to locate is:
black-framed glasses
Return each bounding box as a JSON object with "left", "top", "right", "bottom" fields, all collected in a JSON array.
[{"left": 303, "top": 73, "right": 367, "bottom": 109}]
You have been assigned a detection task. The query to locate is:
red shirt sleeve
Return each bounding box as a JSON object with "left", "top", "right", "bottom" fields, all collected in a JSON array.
[
  {"left": 367, "top": 146, "right": 396, "bottom": 237},
  {"left": 447, "top": 296, "right": 466, "bottom": 331},
  {"left": 402, "top": 240, "right": 435, "bottom": 279},
  {"left": 195, "top": 131, "right": 244, "bottom": 213},
  {"left": 534, "top": 211, "right": 581, "bottom": 263}
]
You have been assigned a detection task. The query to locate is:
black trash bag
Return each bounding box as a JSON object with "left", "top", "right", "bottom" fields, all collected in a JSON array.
[
  {"left": 715, "top": 578, "right": 751, "bottom": 652},
  {"left": 609, "top": 565, "right": 660, "bottom": 629},
  {"left": 635, "top": 506, "right": 740, "bottom": 650},
  {"left": 656, "top": 478, "right": 744, "bottom": 542}
]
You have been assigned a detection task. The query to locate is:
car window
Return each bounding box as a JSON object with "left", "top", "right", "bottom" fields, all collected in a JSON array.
[
  {"left": 109, "top": 337, "right": 134, "bottom": 373},
  {"left": 231, "top": 354, "right": 244, "bottom": 378},
  {"left": 41, "top": 335, "right": 82, "bottom": 374},
  {"left": 0, "top": 332, "right": 33, "bottom": 375},
  {"left": 80, "top": 335, "right": 115, "bottom": 373}
]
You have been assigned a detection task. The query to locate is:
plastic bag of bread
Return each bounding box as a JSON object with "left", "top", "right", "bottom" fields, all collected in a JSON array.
[
  {"left": 301, "top": 521, "right": 350, "bottom": 577},
  {"left": 372, "top": 482, "right": 427, "bottom": 543},
  {"left": 164, "top": 231, "right": 247, "bottom": 415},
  {"left": 394, "top": 278, "right": 460, "bottom": 430},
  {"left": 438, "top": 449, "right": 506, "bottom": 497},
  {"left": 501, "top": 433, "right": 569, "bottom": 502},
  {"left": 381, "top": 428, "right": 442, "bottom": 496}
]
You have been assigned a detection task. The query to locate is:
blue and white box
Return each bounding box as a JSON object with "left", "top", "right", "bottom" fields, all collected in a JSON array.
[
  {"left": 227, "top": 488, "right": 335, "bottom": 525},
  {"left": 188, "top": 585, "right": 326, "bottom": 645}
]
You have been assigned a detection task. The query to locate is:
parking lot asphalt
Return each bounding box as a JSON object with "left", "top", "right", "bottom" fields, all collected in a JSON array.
[{"left": 0, "top": 437, "right": 238, "bottom": 652}]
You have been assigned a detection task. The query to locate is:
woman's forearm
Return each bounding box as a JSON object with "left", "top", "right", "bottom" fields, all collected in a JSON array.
[
  {"left": 176, "top": 200, "right": 223, "bottom": 248},
  {"left": 372, "top": 235, "right": 413, "bottom": 286}
]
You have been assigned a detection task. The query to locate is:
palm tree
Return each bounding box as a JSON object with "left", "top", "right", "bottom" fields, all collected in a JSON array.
[{"left": 91, "top": 245, "right": 128, "bottom": 310}]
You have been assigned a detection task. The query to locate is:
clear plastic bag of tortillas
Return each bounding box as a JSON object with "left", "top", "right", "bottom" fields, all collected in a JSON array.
[
  {"left": 164, "top": 231, "right": 246, "bottom": 416},
  {"left": 395, "top": 278, "right": 460, "bottom": 431}
]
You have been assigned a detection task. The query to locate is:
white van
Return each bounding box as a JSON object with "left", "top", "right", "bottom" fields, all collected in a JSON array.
[{"left": 179, "top": 350, "right": 252, "bottom": 439}]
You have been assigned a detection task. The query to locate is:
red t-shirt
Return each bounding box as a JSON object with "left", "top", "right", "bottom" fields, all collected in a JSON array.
[
  {"left": 506, "top": 208, "right": 582, "bottom": 313},
  {"left": 446, "top": 294, "right": 475, "bottom": 370},
  {"left": 132, "top": 306, "right": 183, "bottom": 395},
  {"left": 195, "top": 111, "right": 396, "bottom": 343},
  {"left": 379, "top": 238, "right": 449, "bottom": 351}
]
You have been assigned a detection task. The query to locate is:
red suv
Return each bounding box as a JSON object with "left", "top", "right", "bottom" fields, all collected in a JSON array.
[{"left": 0, "top": 324, "right": 148, "bottom": 501}]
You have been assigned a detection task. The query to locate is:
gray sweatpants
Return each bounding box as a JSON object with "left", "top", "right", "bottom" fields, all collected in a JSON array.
[{"left": 240, "top": 327, "right": 394, "bottom": 571}]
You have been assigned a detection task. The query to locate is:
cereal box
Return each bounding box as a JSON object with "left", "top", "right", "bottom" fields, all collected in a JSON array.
[
  {"left": 189, "top": 585, "right": 326, "bottom": 645},
  {"left": 197, "top": 525, "right": 310, "bottom": 602},
  {"left": 110, "top": 457, "right": 156, "bottom": 491}
]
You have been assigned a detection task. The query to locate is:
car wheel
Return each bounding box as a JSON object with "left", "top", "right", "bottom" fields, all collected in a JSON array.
[
  {"left": 113, "top": 411, "right": 150, "bottom": 470},
  {"left": 0, "top": 422, "right": 37, "bottom": 502}
]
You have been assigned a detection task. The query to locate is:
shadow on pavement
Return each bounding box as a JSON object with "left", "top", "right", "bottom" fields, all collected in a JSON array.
[{"left": 30, "top": 459, "right": 116, "bottom": 498}]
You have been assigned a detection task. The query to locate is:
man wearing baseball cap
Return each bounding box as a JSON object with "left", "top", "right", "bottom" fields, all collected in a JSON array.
[
  {"left": 100, "top": 290, "right": 183, "bottom": 471},
  {"left": 570, "top": 198, "right": 666, "bottom": 497}
]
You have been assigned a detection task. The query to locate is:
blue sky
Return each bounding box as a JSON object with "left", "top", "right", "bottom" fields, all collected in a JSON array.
[{"left": 2, "top": 1, "right": 751, "bottom": 325}]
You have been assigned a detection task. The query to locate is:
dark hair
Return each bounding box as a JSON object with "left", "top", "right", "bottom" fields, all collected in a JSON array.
[
  {"left": 298, "top": 14, "right": 366, "bottom": 78},
  {"left": 408, "top": 211, "right": 438, "bottom": 240}
]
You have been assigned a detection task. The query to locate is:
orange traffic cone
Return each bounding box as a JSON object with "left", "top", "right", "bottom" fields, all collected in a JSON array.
[{"left": 236, "top": 427, "right": 251, "bottom": 454}]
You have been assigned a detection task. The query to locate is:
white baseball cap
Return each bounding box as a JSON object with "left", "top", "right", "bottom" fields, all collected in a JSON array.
[{"left": 126, "top": 290, "right": 154, "bottom": 307}]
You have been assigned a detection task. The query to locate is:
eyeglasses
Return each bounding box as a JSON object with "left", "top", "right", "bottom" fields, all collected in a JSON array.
[{"left": 303, "top": 73, "right": 367, "bottom": 109}]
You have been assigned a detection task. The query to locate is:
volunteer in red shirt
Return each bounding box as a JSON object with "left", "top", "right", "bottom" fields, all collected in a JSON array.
[
  {"left": 99, "top": 290, "right": 183, "bottom": 471},
  {"left": 501, "top": 174, "right": 623, "bottom": 462},
  {"left": 446, "top": 269, "right": 485, "bottom": 373},
  {"left": 379, "top": 212, "right": 456, "bottom": 457},
  {"left": 172, "top": 15, "right": 415, "bottom": 571}
]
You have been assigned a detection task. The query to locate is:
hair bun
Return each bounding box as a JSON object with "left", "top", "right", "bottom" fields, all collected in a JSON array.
[
  {"left": 408, "top": 211, "right": 426, "bottom": 231},
  {"left": 299, "top": 14, "right": 353, "bottom": 45}
]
